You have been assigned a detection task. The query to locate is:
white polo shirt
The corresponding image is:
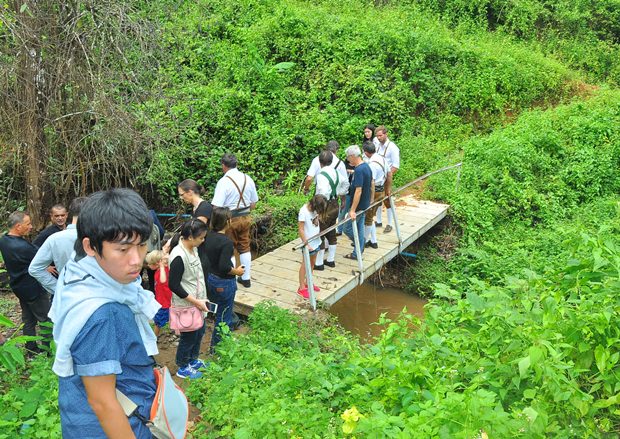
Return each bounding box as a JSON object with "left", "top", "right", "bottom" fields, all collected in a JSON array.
[
  {"left": 315, "top": 166, "right": 340, "bottom": 200},
  {"left": 212, "top": 168, "right": 259, "bottom": 210},
  {"left": 366, "top": 154, "right": 389, "bottom": 187},
  {"left": 306, "top": 154, "right": 348, "bottom": 183},
  {"left": 373, "top": 137, "right": 400, "bottom": 170}
]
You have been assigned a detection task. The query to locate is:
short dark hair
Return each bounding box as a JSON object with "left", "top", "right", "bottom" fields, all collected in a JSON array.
[
  {"left": 75, "top": 189, "right": 153, "bottom": 257},
  {"left": 178, "top": 179, "right": 203, "bottom": 195},
  {"left": 210, "top": 207, "right": 231, "bottom": 233},
  {"left": 8, "top": 211, "right": 29, "bottom": 229},
  {"left": 169, "top": 218, "right": 208, "bottom": 250},
  {"left": 362, "top": 140, "right": 375, "bottom": 154},
  {"left": 220, "top": 153, "right": 238, "bottom": 169},
  {"left": 50, "top": 204, "right": 67, "bottom": 213},
  {"left": 326, "top": 140, "right": 339, "bottom": 154},
  {"left": 319, "top": 150, "right": 333, "bottom": 167},
  {"left": 68, "top": 197, "right": 88, "bottom": 219}
]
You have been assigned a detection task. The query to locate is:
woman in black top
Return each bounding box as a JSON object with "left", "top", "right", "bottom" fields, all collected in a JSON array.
[
  {"left": 203, "top": 207, "right": 244, "bottom": 351},
  {"left": 178, "top": 179, "right": 212, "bottom": 225},
  {"left": 178, "top": 179, "right": 212, "bottom": 278}
]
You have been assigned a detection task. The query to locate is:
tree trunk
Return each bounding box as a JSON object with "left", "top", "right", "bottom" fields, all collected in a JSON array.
[{"left": 14, "top": 1, "right": 46, "bottom": 229}]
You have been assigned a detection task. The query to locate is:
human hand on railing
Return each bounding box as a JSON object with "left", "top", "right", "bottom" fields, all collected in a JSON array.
[{"left": 349, "top": 209, "right": 356, "bottom": 220}]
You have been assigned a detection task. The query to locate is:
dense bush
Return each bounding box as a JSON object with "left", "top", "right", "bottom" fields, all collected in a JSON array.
[
  {"left": 189, "top": 229, "right": 620, "bottom": 436},
  {"left": 141, "top": 0, "right": 573, "bottom": 201},
  {"left": 412, "top": 0, "right": 620, "bottom": 83},
  {"left": 407, "top": 90, "right": 620, "bottom": 291}
]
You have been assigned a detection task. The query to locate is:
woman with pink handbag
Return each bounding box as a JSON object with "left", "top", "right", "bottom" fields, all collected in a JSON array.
[{"left": 168, "top": 219, "right": 209, "bottom": 379}]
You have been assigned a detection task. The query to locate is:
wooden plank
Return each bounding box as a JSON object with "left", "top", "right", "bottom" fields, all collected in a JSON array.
[{"left": 234, "top": 199, "right": 450, "bottom": 313}]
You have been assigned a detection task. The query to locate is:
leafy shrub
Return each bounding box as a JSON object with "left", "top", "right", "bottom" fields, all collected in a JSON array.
[
  {"left": 412, "top": 0, "right": 620, "bottom": 82},
  {"left": 189, "top": 229, "right": 620, "bottom": 437},
  {"left": 142, "top": 0, "right": 573, "bottom": 203},
  {"left": 0, "top": 354, "right": 60, "bottom": 438}
]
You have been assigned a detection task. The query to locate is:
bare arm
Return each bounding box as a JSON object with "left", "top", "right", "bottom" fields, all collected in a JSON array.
[
  {"left": 349, "top": 187, "right": 362, "bottom": 219},
  {"left": 303, "top": 175, "right": 313, "bottom": 195},
  {"left": 298, "top": 221, "right": 314, "bottom": 251},
  {"left": 385, "top": 171, "right": 393, "bottom": 197},
  {"left": 82, "top": 374, "right": 136, "bottom": 439},
  {"left": 158, "top": 262, "right": 167, "bottom": 283}
]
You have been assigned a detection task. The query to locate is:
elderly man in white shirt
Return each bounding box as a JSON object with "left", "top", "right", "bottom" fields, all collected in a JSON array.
[
  {"left": 362, "top": 141, "right": 392, "bottom": 248},
  {"left": 212, "top": 153, "right": 259, "bottom": 288},
  {"left": 313, "top": 150, "right": 342, "bottom": 270},
  {"left": 29, "top": 197, "right": 88, "bottom": 295},
  {"left": 373, "top": 125, "right": 400, "bottom": 233}
]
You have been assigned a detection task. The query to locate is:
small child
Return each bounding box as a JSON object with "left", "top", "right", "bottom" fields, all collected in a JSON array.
[
  {"left": 297, "top": 194, "right": 328, "bottom": 299},
  {"left": 145, "top": 249, "right": 172, "bottom": 337}
]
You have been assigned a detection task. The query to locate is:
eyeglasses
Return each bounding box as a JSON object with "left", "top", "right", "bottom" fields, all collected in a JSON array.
[{"left": 178, "top": 191, "right": 187, "bottom": 197}]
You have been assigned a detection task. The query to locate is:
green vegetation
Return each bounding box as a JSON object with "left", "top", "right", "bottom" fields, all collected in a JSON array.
[
  {"left": 413, "top": 0, "right": 620, "bottom": 83},
  {"left": 142, "top": 0, "right": 576, "bottom": 200},
  {"left": 0, "top": 355, "right": 60, "bottom": 438},
  {"left": 409, "top": 90, "right": 620, "bottom": 293},
  {"left": 0, "top": 0, "right": 619, "bottom": 437},
  {"left": 187, "top": 92, "right": 620, "bottom": 437},
  {"left": 189, "top": 232, "right": 620, "bottom": 437}
]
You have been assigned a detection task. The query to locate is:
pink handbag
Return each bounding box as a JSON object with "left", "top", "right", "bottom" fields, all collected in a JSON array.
[{"left": 169, "top": 305, "right": 204, "bottom": 333}]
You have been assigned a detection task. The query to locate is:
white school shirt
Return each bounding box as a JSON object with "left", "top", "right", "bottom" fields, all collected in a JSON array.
[
  {"left": 306, "top": 155, "right": 348, "bottom": 183},
  {"left": 373, "top": 137, "right": 400, "bottom": 170},
  {"left": 212, "top": 168, "right": 259, "bottom": 210},
  {"left": 298, "top": 204, "right": 321, "bottom": 251},
  {"left": 366, "top": 153, "right": 389, "bottom": 187},
  {"left": 315, "top": 166, "right": 340, "bottom": 200}
]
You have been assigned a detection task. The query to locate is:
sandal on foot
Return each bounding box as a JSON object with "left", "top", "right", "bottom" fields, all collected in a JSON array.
[
  {"left": 343, "top": 253, "right": 357, "bottom": 260},
  {"left": 313, "top": 285, "right": 320, "bottom": 292}
]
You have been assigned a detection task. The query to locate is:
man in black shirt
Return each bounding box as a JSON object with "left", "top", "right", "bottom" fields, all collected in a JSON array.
[
  {"left": 33, "top": 204, "right": 68, "bottom": 247},
  {"left": 0, "top": 211, "right": 52, "bottom": 355}
]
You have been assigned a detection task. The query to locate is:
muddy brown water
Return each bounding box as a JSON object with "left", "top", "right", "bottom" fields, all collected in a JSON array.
[{"left": 328, "top": 283, "right": 427, "bottom": 342}]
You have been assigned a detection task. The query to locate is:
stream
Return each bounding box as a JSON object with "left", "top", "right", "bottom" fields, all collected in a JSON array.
[{"left": 328, "top": 283, "right": 427, "bottom": 342}]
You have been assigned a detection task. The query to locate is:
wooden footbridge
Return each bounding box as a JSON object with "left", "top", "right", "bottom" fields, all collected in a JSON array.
[{"left": 233, "top": 163, "right": 461, "bottom": 315}]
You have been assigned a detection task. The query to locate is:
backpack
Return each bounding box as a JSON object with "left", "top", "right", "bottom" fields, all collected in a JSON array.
[{"left": 117, "top": 366, "right": 189, "bottom": 439}]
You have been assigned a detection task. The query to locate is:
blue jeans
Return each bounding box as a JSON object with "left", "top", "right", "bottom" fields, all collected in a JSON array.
[
  {"left": 336, "top": 196, "right": 350, "bottom": 234},
  {"left": 176, "top": 319, "right": 206, "bottom": 367},
  {"left": 343, "top": 210, "right": 366, "bottom": 258},
  {"left": 208, "top": 274, "right": 237, "bottom": 351}
]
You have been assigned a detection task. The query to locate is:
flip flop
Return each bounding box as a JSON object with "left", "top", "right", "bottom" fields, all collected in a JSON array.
[{"left": 343, "top": 253, "right": 357, "bottom": 260}]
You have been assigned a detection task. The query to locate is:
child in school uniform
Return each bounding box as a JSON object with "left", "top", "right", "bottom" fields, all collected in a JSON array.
[
  {"left": 145, "top": 248, "right": 172, "bottom": 337},
  {"left": 50, "top": 188, "right": 161, "bottom": 438}
]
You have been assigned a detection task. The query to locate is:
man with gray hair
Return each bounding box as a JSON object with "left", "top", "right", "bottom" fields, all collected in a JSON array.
[
  {"left": 342, "top": 145, "right": 373, "bottom": 260},
  {"left": 0, "top": 211, "right": 52, "bottom": 355},
  {"left": 212, "top": 153, "right": 259, "bottom": 288}
]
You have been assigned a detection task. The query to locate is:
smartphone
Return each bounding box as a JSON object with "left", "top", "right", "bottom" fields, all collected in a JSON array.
[{"left": 205, "top": 301, "right": 218, "bottom": 314}]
